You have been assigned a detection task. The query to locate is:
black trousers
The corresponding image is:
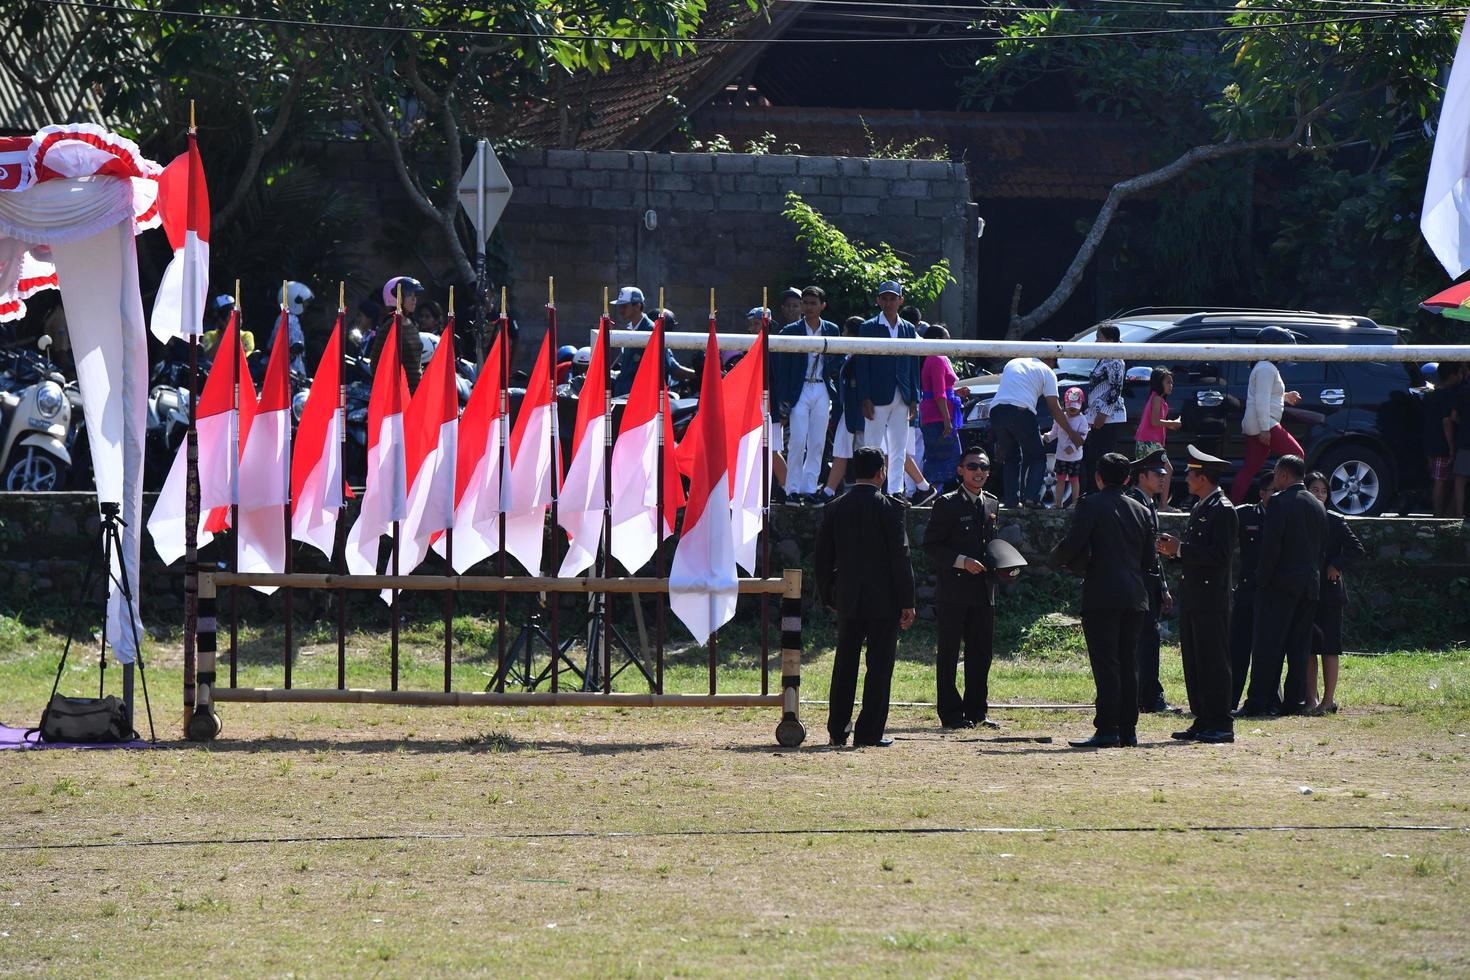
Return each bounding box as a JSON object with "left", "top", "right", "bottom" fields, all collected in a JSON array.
[
  {"left": 1229, "top": 586, "right": 1256, "bottom": 708},
  {"left": 828, "top": 615, "right": 899, "bottom": 743},
  {"left": 1244, "top": 588, "right": 1318, "bottom": 714},
  {"left": 1082, "top": 608, "right": 1144, "bottom": 737},
  {"left": 1136, "top": 578, "right": 1164, "bottom": 708},
  {"left": 935, "top": 600, "right": 995, "bottom": 725},
  {"left": 1081, "top": 421, "right": 1126, "bottom": 495},
  {"left": 1180, "top": 596, "right": 1233, "bottom": 732}
]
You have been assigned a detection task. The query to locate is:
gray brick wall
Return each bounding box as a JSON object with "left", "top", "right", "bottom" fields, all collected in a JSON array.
[{"left": 496, "top": 150, "right": 978, "bottom": 360}]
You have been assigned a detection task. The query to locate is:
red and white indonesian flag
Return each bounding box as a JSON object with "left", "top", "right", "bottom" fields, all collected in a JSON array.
[
  {"left": 503, "top": 332, "right": 559, "bottom": 574},
  {"left": 345, "top": 316, "right": 409, "bottom": 575},
  {"left": 236, "top": 313, "right": 292, "bottom": 593},
  {"left": 149, "top": 133, "right": 209, "bottom": 342},
  {"left": 722, "top": 329, "right": 767, "bottom": 575},
  {"left": 557, "top": 325, "right": 609, "bottom": 577},
  {"left": 291, "top": 316, "right": 346, "bottom": 559},
  {"left": 1424, "top": 12, "right": 1470, "bottom": 277},
  {"left": 148, "top": 315, "right": 253, "bottom": 563},
  {"left": 669, "top": 326, "right": 738, "bottom": 644},
  {"left": 389, "top": 325, "right": 458, "bottom": 602},
  {"left": 609, "top": 319, "right": 684, "bottom": 574},
  {"left": 436, "top": 329, "right": 505, "bottom": 572}
]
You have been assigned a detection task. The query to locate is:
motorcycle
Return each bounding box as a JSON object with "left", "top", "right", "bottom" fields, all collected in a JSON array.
[{"left": 0, "top": 335, "right": 73, "bottom": 490}]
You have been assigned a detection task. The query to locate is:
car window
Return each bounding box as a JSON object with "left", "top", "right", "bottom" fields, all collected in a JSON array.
[
  {"left": 1057, "top": 321, "right": 1160, "bottom": 380},
  {"left": 1141, "top": 331, "right": 1227, "bottom": 384},
  {"left": 1279, "top": 360, "right": 1327, "bottom": 384}
]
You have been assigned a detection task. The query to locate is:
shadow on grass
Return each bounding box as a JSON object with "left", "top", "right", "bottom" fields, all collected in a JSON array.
[{"left": 192, "top": 734, "right": 690, "bottom": 756}]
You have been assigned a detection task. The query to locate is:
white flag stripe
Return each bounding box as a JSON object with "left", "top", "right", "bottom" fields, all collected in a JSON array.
[
  {"left": 668, "top": 474, "right": 739, "bottom": 646},
  {"left": 730, "top": 424, "right": 765, "bottom": 576},
  {"left": 438, "top": 435, "right": 501, "bottom": 573},
  {"left": 1423, "top": 12, "right": 1470, "bottom": 278},
  {"left": 148, "top": 231, "right": 209, "bottom": 342},
  {"left": 291, "top": 408, "right": 343, "bottom": 560},
  {"left": 238, "top": 407, "right": 289, "bottom": 508},
  {"left": 503, "top": 403, "right": 554, "bottom": 574},
  {"left": 345, "top": 413, "right": 406, "bottom": 576},
  {"left": 557, "top": 414, "right": 607, "bottom": 578},
  {"left": 147, "top": 409, "right": 234, "bottom": 564},
  {"left": 384, "top": 419, "right": 457, "bottom": 603},
  {"left": 608, "top": 415, "right": 658, "bottom": 573}
]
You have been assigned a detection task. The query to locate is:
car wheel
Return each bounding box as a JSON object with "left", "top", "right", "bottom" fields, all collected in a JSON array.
[
  {"left": 1315, "top": 444, "right": 1393, "bottom": 516},
  {"left": 3, "top": 448, "right": 67, "bottom": 491}
]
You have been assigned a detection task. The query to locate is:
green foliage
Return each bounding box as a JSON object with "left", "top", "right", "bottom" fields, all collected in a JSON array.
[
  {"left": 859, "top": 118, "right": 947, "bottom": 162},
  {"left": 782, "top": 192, "right": 955, "bottom": 317}
]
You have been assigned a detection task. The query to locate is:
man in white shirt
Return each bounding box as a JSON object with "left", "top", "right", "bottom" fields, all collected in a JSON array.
[
  {"left": 774, "top": 286, "right": 840, "bottom": 499},
  {"left": 1229, "top": 326, "right": 1304, "bottom": 503},
  {"left": 855, "top": 282, "right": 921, "bottom": 494},
  {"left": 989, "top": 351, "right": 1085, "bottom": 507}
]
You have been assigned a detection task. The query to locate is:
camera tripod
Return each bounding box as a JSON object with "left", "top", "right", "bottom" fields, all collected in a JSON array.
[{"left": 46, "top": 501, "right": 155, "bottom": 742}]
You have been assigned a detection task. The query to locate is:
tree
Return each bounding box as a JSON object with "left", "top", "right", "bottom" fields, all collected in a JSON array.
[
  {"left": 332, "top": 1, "right": 763, "bottom": 285},
  {"left": 782, "top": 192, "right": 955, "bottom": 317},
  {"left": 964, "top": 1, "right": 1463, "bottom": 337}
]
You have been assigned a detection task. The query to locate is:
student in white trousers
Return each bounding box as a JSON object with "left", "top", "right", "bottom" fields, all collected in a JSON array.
[
  {"left": 855, "top": 281, "right": 922, "bottom": 496},
  {"left": 774, "top": 287, "right": 841, "bottom": 499}
]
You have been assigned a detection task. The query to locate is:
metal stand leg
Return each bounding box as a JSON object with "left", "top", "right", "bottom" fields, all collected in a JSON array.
[{"left": 775, "top": 569, "right": 806, "bottom": 748}]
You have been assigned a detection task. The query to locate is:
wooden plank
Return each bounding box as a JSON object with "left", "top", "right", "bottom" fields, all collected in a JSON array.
[
  {"left": 205, "top": 572, "right": 790, "bottom": 595},
  {"left": 212, "top": 687, "right": 784, "bottom": 708}
]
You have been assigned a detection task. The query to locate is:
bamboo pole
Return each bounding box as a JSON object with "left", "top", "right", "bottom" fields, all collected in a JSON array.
[
  {"left": 281, "top": 279, "right": 294, "bottom": 689},
  {"left": 209, "top": 572, "right": 790, "bottom": 594},
  {"left": 546, "top": 275, "right": 559, "bottom": 692},
  {"left": 443, "top": 284, "right": 457, "bottom": 694},
  {"left": 213, "top": 688, "right": 783, "bottom": 708},
  {"left": 609, "top": 333, "right": 1470, "bottom": 363},
  {"left": 496, "top": 285, "right": 509, "bottom": 691},
  {"left": 335, "top": 282, "right": 347, "bottom": 690},
  {"left": 391, "top": 282, "right": 402, "bottom": 691}
]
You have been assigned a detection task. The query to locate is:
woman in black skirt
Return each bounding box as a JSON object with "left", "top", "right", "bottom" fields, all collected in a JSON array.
[{"left": 1305, "top": 472, "right": 1364, "bottom": 715}]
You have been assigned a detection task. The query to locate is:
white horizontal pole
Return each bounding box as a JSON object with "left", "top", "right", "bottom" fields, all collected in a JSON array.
[{"left": 609, "top": 330, "right": 1468, "bottom": 363}]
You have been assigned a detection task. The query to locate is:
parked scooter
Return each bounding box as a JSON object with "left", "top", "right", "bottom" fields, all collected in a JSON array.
[{"left": 0, "top": 335, "right": 72, "bottom": 490}]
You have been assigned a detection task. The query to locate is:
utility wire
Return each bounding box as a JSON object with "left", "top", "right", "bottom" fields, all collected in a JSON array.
[{"left": 36, "top": 0, "right": 1470, "bottom": 46}]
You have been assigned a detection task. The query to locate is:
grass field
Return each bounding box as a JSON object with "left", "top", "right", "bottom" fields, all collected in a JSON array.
[{"left": 2, "top": 610, "right": 1468, "bottom": 976}]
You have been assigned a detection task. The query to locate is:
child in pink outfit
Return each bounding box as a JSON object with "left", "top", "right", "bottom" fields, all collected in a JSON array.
[{"left": 1044, "top": 387, "right": 1088, "bottom": 508}]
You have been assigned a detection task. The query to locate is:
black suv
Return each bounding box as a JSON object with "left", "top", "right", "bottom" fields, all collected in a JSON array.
[{"left": 960, "top": 309, "right": 1423, "bottom": 515}]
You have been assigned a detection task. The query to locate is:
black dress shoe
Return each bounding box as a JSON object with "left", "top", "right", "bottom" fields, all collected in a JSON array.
[
  {"left": 1195, "top": 729, "right": 1235, "bottom": 744},
  {"left": 1171, "top": 728, "right": 1200, "bottom": 741},
  {"left": 1067, "top": 733, "right": 1121, "bottom": 749},
  {"left": 853, "top": 736, "right": 895, "bottom": 747},
  {"left": 829, "top": 735, "right": 848, "bottom": 747},
  {"left": 1119, "top": 733, "right": 1138, "bottom": 747},
  {"left": 975, "top": 717, "right": 1001, "bottom": 730},
  {"left": 941, "top": 719, "right": 975, "bottom": 730},
  {"left": 1233, "top": 706, "right": 1279, "bottom": 719}
]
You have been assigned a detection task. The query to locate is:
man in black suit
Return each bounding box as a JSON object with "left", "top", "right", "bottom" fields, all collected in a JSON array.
[
  {"left": 1229, "top": 475, "right": 1273, "bottom": 708},
  {"left": 815, "top": 446, "right": 917, "bottom": 747},
  {"left": 1051, "top": 453, "right": 1156, "bottom": 748},
  {"left": 1127, "top": 448, "right": 1174, "bottom": 714},
  {"left": 1239, "top": 454, "right": 1326, "bottom": 717},
  {"left": 1157, "top": 446, "right": 1238, "bottom": 743},
  {"left": 922, "top": 448, "right": 1001, "bottom": 730}
]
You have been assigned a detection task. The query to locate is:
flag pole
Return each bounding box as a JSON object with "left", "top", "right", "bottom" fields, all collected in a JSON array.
[
  {"left": 182, "top": 99, "right": 200, "bottom": 735},
  {"left": 280, "top": 279, "right": 295, "bottom": 690},
  {"left": 335, "top": 282, "right": 347, "bottom": 690},
  {"left": 652, "top": 288, "right": 668, "bottom": 695},
  {"left": 760, "top": 286, "right": 771, "bottom": 697},
  {"left": 390, "top": 282, "right": 402, "bottom": 691},
  {"left": 546, "top": 276, "right": 560, "bottom": 692},
  {"left": 442, "top": 286, "right": 456, "bottom": 693},
  {"left": 496, "top": 285, "right": 509, "bottom": 691},
  {"left": 228, "top": 284, "right": 242, "bottom": 688},
  {"left": 706, "top": 287, "right": 717, "bottom": 697},
  {"left": 598, "top": 285, "right": 612, "bottom": 696}
]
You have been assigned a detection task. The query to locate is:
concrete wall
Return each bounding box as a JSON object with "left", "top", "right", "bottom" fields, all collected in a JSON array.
[
  {"left": 495, "top": 149, "right": 980, "bottom": 354},
  {"left": 2, "top": 494, "right": 1465, "bottom": 651}
]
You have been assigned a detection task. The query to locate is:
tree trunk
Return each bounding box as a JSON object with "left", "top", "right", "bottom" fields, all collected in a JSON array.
[{"left": 1006, "top": 134, "right": 1304, "bottom": 338}]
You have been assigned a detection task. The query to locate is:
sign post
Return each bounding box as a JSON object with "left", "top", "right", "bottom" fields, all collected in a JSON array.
[{"left": 457, "top": 139, "right": 514, "bottom": 365}]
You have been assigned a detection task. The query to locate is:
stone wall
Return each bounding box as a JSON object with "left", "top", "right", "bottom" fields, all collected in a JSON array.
[
  {"left": 496, "top": 149, "right": 979, "bottom": 356},
  {"left": 1, "top": 493, "right": 1465, "bottom": 651}
]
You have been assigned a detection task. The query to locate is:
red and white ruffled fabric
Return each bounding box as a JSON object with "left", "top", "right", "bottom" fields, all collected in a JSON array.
[{"left": 0, "top": 124, "right": 161, "bottom": 323}]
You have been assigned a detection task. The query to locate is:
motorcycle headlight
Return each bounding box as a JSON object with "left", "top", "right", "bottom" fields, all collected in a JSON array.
[
  {"left": 36, "top": 380, "right": 65, "bottom": 419},
  {"left": 292, "top": 390, "right": 309, "bottom": 423}
]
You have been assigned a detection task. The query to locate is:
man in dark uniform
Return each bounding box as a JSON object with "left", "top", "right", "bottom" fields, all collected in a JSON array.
[
  {"left": 815, "top": 446, "right": 917, "bottom": 747},
  {"left": 1127, "top": 449, "right": 1175, "bottom": 714},
  {"left": 923, "top": 448, "right": 1002, "bottom": 730},
  {"left": 1229, "top": 475, "right": 1273, "bottom": 708},
  {"left": 1157, "top": 446, "right": 1238, "bottom": 743},
  {"left": 1051, "top": 453, "right": 1155, "bottom": 748},
  {"left": 1238, "top": 454, "right": 1326, "bottom": 717}
]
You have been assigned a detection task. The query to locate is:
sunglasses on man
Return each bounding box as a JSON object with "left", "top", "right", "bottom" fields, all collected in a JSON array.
[{"left": 963, "top": 462, "right": 990, "bottom": 471}]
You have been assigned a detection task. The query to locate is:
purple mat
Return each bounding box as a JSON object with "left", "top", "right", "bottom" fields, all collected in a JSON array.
[{"left": 0, "top": 724, "right": 156, "bottom": 750}]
